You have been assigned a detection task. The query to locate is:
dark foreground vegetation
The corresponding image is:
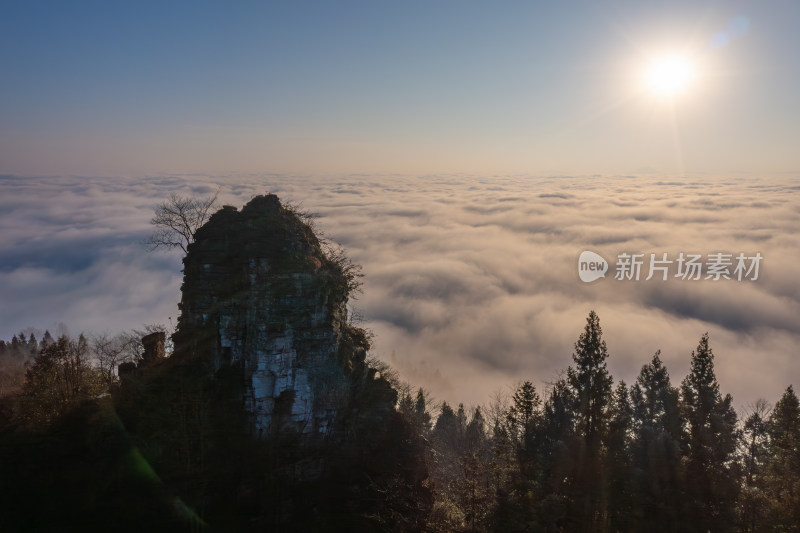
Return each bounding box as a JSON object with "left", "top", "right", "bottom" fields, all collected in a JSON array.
[{"left": 1, "top": 311, "right": 798, "bottom": 531}]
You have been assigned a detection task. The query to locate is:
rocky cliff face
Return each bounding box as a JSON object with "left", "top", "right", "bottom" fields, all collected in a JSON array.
[
  {"left": 110, "top": 193, "right": 431, "bottom": 529},
  {"left": 172, "top": 194, "right": 365, "bottom": 438}
]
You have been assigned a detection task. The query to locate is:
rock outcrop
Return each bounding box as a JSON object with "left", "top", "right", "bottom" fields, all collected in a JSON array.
[
  {"left": 110, "top": 193, "right": 432, "bottom": 529},
  {"left": 172, "top": 194, "right": 365, "bottom": 438},
  {"left": 118, "top": 331, "right": 166, "bottom": 377},
  {"left": 141, "top": 332, "right": 166, "bottom": 363}
]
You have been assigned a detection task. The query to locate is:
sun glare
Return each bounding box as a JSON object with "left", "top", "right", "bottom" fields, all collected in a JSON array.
[{"left": 644, "top": 54, "right": 695, "bottom": 98}]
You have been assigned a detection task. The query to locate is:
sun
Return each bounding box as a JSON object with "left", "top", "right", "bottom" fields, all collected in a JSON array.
[{"left": 643, "top": 54, "right": 696, "bottom": 98}]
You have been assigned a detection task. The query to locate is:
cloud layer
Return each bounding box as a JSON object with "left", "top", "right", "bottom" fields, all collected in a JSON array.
[{"left": 1, "top": 173, "right": 799, "bottom": 409}]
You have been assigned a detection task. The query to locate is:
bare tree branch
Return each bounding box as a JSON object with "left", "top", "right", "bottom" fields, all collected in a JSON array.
[{"left": 145, "top": 190, "right": 219, "bottom": 253}]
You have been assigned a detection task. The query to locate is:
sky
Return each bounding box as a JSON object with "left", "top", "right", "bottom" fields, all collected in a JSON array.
[
  {"left": 2, "top": 2, "right": 800, "bottom": 409},
  {"left": 1, "top": 1, "right": 798, "bottom": 176}
]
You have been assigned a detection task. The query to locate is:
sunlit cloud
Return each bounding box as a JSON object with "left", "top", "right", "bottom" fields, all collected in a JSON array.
[{"left": 1, "top": 173, "right": 799, "bottom": 411}]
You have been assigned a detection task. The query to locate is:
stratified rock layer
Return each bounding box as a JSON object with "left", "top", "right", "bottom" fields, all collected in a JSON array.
[{"left": 173, "top": 194, "right": 361, "bottom": 437}]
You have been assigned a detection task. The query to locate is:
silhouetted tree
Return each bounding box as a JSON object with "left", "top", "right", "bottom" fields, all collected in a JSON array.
[
  {"left": 566, "top": 310, "right": 613, "bottom": 529},
  {"left": 40, "top": 330, "right": 54, "bottom": 349},
  {"left": 17, "top": 335, "right": 104, "bottom": 425},
  {"left": 465, "top": 407, "right": 486, "bottom": 452},
  {"left": 146, "top": 190, "right": 219, "bottom": 254},
  {"left": 484, "top": 390, "right": 523, "bottom": 531},
  {"left": 433, "top": 402, "right": 462, "bottom": 453},
  {"left": 507, "top": 381, "right": 540, "bottom": 447},
  {"left": 10, "top": 335, "right": 20, "bottom": 352},
  {"left": 536, "top": 377, "right": 576, "bottom": 531},
  {"left": 398, "top": 389, "right": 415, "bottom": 418},
  {"left": 0, "top": 333, "right": 41, "bottom": 397},
  {"left": 460, "top": 407, "right": 491, "bottom": 531},
  {"left": 680, "top": 333, "right": 740, "bottom": 531},
  {"left": 413, "top": 388, "right": 433, "bottom": 435},
  {"left": 429, "top": 402, "right": 463, "bottom": 530},
  {"left": 91, "top": 332, "right": 141, "bottom": 387},
  {"left": 26, "top": 333, "right": 37, "bottom": 352},
  {"left": 739, "top": 398, "right": 771, "bottom": 531},
  {"left": 606, "top": 381, "right": 633, "bottom": 531},
  {"left": 765, "top": 385, "right": 800, "bottom": 528},
  {"left": 630, "top": 351, "right": 684, "bottom": 530}
]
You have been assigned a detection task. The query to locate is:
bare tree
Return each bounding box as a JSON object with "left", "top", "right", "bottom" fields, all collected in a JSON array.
[
  {"left": 91, "top": 333, "right": 141, "bottom": 387},
  {"left": 146, "top": 191, "right": 219, "bottom": 254},
  {"left": 129, "top": 323, "right": 174, "bottom": 356},
  {"left": 91, "top": 323, "right": 174, "bottom": 387}
]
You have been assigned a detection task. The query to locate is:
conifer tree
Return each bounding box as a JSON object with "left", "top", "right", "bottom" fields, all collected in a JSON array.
[
  {"left": 460, "top": 407, "right": 491, "bottom": 531},
  {"left": 414, "top": 388, "right": 432, "bottom": 435},
  {"left": 40, "top": 330, "right": 54, "bottom": 348},
  {"left": 568, "top": 311, "right": 613, "bottom": 448},
  {"left": 456, "top": 403, "right": 467, "bottom": 441},
  {"left": 398, "top": 389, "right": 415, "bottom": 420},
  {"left": 630, "top": 352, "right": 684, "bottom": 530},
  {"left": 739, "top": 399, "right": 771, "bottom": 530},
  {"left": 566, "top": 310, "right": 613, "bottom": 529},
  {"left": 433, "top": 402, "right": 462, "bottom": 453},
  {"left": 507, "top": 380, "right": 540, "bottom": 448},
  {"left": 765, "top": 385, "right": 800, "bottom": 527},
  {"left": 10, "top": 335, "right": 20, "bottom": 352},
  {"left": 680, "top": 333, "right": 739, "bottom": 531},
  {"left": 536, "top": 377, "right": 576, "bottom": 530},
  {"left": 26, "top": 333, "right": 37, "bottom": 354},
  {"left": 464, "top": 406, "right": 486, "bottom": 452},
  {"left": 606, "top": 381, "right": 633, "bottom": 531}
]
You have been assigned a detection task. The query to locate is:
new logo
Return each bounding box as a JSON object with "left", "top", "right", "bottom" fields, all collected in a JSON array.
[{"left": 578, "top": 251, "right": 608, "bottom": 283}]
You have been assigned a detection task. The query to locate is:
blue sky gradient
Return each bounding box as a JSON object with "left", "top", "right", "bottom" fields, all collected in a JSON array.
[{"left": 2, "top": 1, "right": 798, "bottom": 175}]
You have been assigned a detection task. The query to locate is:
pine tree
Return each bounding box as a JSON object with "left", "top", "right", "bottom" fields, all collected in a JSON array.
[
  {"left": 739, "top": 399, "right": 771, "bottom": 531},
  {"left": 630, "top": 351, "right": 684, "bottom": 530},
  {"left": 486, "top": 394, "right": 522, "bottom": 532},
  {"left": 26, "top": 333, "right": 37, "bottom": 354},
  {"left": 456, "top": 403, "right": 467, "bottom": 442},
  {"left": 398, "top": 389, "right": 416, "bottom": 428},
  {"left": 606, "top": 381, "right": 633, "bottom": 531},
  {"left": 460, "top": 407, "right": 491, "bottom": 531},
  {"left": 465, "top": 406, "right": 486, "bottom": 452},
  {"left": 433, "top": 402, "right": 461, "bottom": 453},
  {"left": 40, "top": 330, "right": 54, "bottom": 349},
  {"left": 765, "top": 385, "right": 800, "bottom": 527},
  {"left": 414, "top": 388, "right": 432, "bottom": 435},
  {"left": 680, "top": 333, "right": 739, "bottom": 531},
  {"left": 568, "top": 311, "right": 613, "bottom": 447},
  {"left": 566, "top": 310, "right": 613, "bottom": 530},
  {"left": 10, "top": 335, "right": 20, "bottom": 352},
  {"left": 536, "top": 377, "right": 576, "bottom": 531},
  {"left": 430, "top": 403, "right": 488, "bottom": 531},
  {"left": 507, "top": 381, "right": 540, "bottom": 448}
]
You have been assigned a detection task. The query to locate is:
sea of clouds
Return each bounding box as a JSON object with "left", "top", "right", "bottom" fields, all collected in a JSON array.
[{"left": 1, "top": 173, "right": 798, "bottom": 409}]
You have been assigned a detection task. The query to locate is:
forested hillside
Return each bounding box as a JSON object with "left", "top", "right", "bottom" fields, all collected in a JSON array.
[{"left": 2, "top": 311, "right": 797, "bottom": 531}]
